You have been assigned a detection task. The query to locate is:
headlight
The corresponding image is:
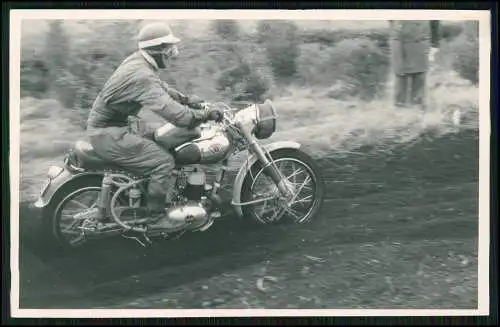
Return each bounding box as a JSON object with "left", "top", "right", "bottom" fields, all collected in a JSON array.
[
  {"left": 47, "top": 165, "right": 64, "bottom": 179},
  {"left": 253, "top": 99, "right": 277, "bottom": 140}
]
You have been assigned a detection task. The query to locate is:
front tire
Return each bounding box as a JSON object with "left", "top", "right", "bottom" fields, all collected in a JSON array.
[{"left": 240, "top": 148, "right": 325, "bottom": 226}]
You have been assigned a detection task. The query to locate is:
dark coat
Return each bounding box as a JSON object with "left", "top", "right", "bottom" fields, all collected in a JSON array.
[{"left": 390, "top": 20, "right": 441, "bottom": 75}]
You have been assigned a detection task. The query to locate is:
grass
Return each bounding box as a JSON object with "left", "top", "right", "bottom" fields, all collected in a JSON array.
[{"left": 18, "top": 67, "right": 478, "bottom": 203}]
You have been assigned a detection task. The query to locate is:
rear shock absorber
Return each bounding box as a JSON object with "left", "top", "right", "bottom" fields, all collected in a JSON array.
[{"left": 98, "top": 173, "right": 113, "bottom": 218}]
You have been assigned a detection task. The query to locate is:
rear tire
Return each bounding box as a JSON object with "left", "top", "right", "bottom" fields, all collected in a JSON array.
[
  {"left": 40, "top": 175, "right": 104, "bottom": 253},
  {"left": 240, "top": 148, "right": 325, "bottom": 226}
]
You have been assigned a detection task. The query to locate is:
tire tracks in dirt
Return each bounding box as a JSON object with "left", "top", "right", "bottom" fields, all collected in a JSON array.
[{"left": 16, "top": 130, "right": 480, "bottom": 308}]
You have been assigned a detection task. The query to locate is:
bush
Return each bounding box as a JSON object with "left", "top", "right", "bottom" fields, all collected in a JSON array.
[
  {"left": 43, "top": 21, "right": 70, "bottom": 74},
  {"left": 211, "top": 20, "right": 241, "bottom": 40},
  {"left": 256, "top": 20, "right": 300, "bottom": 82},
  {"left": 448, "top": 21, "right": 479, "bottom": 85},
  {"left": 296, "top": 38, "right": 390, "bottom": 100},
  {"left": 160, "top": 37, "right": 272, "bottom": 101},
  {"left": 296, "top": 22, "right": 464, "bottom": 55},
  {"left": 440, "top": 22, "right": 464, "bottom": 42},
  {"left": 215, "top": 42, "right": 274, "bottom": 102},
  {"left": 299, "top": 28, "right": 391, "bottom": 53},
  {"left": 19, "top": 19, "right": 477, "bottom": 109},
  {"left": 216, "top": 62, "right": 273, "bottom": 102},
  {"left": 20, "top": 60, "right": 50, "bottom": 97}
]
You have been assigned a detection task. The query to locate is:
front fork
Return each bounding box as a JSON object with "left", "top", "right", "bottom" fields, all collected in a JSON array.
[
  {"left": 207, "top": 159, "right": 227, "bottom": 208},
  {"left": 238, "top": 123, "right": 293, "bottom": 199}
]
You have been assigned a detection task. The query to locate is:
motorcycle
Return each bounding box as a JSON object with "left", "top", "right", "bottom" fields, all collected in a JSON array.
[{"left": 33, "top": 99, "right": 325, "bottom": 250}]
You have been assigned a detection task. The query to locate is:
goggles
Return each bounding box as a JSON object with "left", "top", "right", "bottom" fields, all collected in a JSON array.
[{"left": 162, "top": 44, "right": 179, "bottom": 58}]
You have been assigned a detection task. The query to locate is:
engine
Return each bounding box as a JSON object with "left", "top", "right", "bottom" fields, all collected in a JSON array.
[
  {"left": 147, "top": 166, "right": 214, "bottom": 232},
  {"left": 163, "top": 201, "right": 209, "bottom": 230},
  {"left": 175, "top": 166, "right": 211, "bottom": 201}
]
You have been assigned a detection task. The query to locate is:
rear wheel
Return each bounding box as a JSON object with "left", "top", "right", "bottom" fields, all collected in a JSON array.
[
  {"left": 41, "top": 176, "right": 104, "bottom": 251},
  {"left": 240, "top": 148, "right": 325, "bottom": 225}
]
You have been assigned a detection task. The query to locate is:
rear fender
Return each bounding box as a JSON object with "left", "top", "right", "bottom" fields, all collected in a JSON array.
[
  {"left": 231, "top": 141, "right": 301, "bottom": 217},
  {"left": 33, "top": 167, "right": 105, "bottom": 209}
]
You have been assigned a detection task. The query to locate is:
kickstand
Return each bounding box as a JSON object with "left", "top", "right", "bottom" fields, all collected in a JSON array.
[{"left": 122, "top": 229, "right": 153, "bottom": 247}]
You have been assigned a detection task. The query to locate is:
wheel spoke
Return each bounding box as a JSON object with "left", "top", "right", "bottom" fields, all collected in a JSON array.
[
  {"left": 285, "top": 166, "right": 305, "bottom": 181},
  {"left": 265, "top": 205, "right": 286, "bottom": 222},
  {"left": 62, "top": 219, "right": 81, "bottom": 232},
  {"left": 258, "top": 202, "right": 268, "bottom": 216},
  {"left": 289, "top": 175, "right": 311, "bottom": 204},
  {"left": 68, "top": 234, "right": 86, "bottom": 246},
  {"left": 58, "top": 187, "right": 102, "bottom": 246},
  {"left": 69, "top": 199, "right": 89, "bottom": 209},
  {"left": 290, "top": 194, "right": 313, "bottom": 205},
  {"left": 249, "top": 156, "right": 317, "bottom": 224},
  {"left": 283, "top": 206, "right": 303, "bottom": 222}
]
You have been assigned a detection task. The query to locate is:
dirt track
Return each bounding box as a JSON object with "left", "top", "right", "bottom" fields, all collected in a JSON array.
[{"left": 17, "top": 129, "right": 479, "bottom": 309}]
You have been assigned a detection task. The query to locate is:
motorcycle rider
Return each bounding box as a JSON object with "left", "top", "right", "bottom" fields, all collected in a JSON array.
[{"left": 86, "top": 22, "right": 223, "bottom": 222}]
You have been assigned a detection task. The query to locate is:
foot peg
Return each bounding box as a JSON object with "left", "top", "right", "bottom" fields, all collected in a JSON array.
[{"left": 122, "top": 229, "right": 153, "bottom": 247}]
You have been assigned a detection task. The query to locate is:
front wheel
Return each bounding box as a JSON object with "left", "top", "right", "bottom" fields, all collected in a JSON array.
[{"left": 240, "top": 148, "right": 325, "bottom": 225}]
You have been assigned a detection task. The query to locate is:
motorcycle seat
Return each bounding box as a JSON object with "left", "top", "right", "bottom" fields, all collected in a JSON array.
[
  {"left": 71, "top": 140, "right": 137, "bottom": 173},
  {"left": 73, "top": 140, "right": 108, "bottom": 167}
]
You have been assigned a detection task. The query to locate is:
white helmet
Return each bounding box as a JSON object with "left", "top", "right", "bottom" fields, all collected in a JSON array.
[{"left": 137, "top": 22, "right": 180, "bottom": 68}]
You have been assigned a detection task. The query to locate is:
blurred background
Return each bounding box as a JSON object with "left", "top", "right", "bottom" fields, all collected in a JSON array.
[{"left": 19, "top": 19, "right": 479, "bottom": 202}]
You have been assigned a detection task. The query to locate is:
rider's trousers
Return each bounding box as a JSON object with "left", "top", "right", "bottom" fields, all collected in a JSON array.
[{"left": 88, "top": 126, "right": 176, "bottom": 214}]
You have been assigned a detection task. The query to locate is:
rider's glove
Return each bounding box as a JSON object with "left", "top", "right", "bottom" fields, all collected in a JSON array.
[
  {"left": 204, "top": 109, "right": 224, "bottom": 123},
  {"left": 194, "top": 102, "right": 210, "bottom": 111}
]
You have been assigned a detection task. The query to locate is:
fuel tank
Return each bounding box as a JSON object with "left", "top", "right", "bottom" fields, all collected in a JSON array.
[{"left": 174, "top": 126, "right": 232, "bottom": 165}]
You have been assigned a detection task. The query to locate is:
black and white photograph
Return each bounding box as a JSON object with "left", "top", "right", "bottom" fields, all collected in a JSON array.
[{"left": 9, "top": 8, "right": 491, "bottom": 318}]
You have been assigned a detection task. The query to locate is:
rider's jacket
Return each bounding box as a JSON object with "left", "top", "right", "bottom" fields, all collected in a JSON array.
[
  {"left": 87, "top": 51, "right": 204, "bottom": 131},
  {"left": 389, "top": 20, "right": 441, "bottom": 75}
]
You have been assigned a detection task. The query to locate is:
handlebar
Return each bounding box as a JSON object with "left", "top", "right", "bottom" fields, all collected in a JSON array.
[{"left": 201, "top": 101, "right": 238, "bottom": 126}]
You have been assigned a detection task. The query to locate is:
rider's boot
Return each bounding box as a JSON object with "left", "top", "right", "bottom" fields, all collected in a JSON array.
[
  {"left": 121, "top": 193, "right": 164, "bottom": 246},
  {"left": 146, "top": 193, "right": 168, "bottom": 220},
  {"left": 144, "top": 174, "right": 177, "bottom": 217}
]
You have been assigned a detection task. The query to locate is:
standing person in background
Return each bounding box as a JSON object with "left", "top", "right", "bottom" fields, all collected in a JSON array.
[{"left": 389, "top": 20, "right": 441, "bottom": 109}]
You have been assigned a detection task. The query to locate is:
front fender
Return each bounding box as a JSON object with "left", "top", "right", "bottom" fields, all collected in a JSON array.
[
  {"left": 33, "top": 168, "right": 105, "bottom": 209},
  {"left": 231, "top": 141, "right": 301, "bottom": 217}
]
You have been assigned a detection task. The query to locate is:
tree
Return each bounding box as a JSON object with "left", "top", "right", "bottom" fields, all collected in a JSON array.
[
  {"left": 256, "top": 20, "right": 300, "bottom": 82},
  {"left": 211, "top": 20, "right": 241, "bottom": 40},
  {"left": 44, "top": 20, "right": 70, "bottom": 77}
]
